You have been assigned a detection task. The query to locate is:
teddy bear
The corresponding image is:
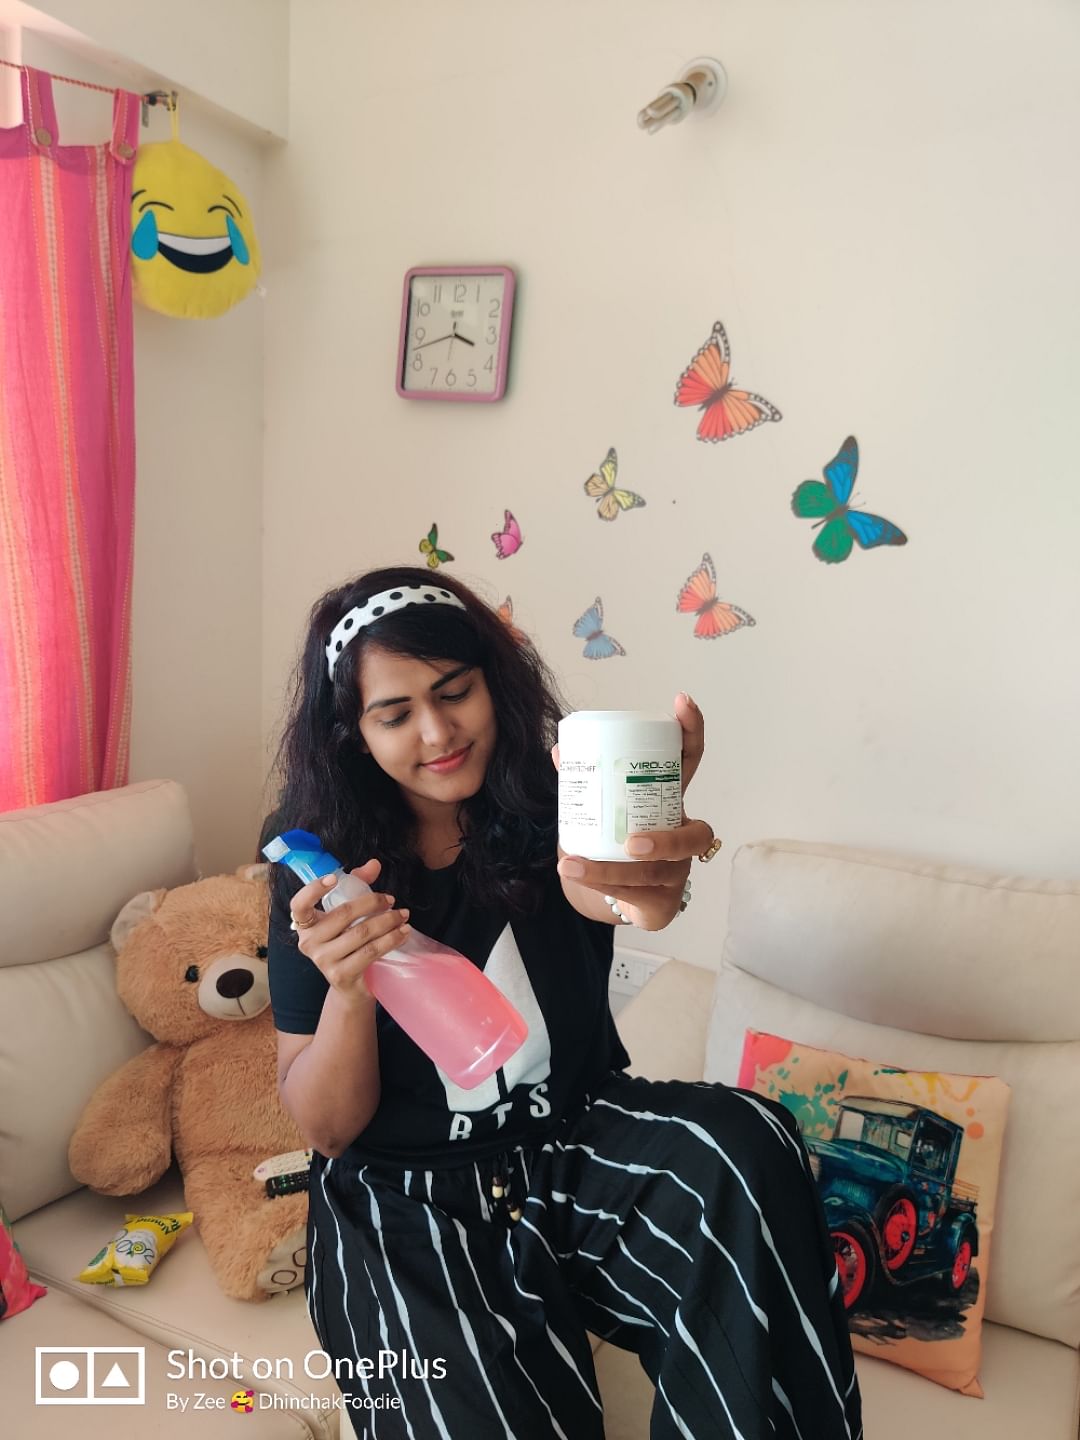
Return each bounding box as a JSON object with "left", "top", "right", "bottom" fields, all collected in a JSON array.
[{"left": 68, "top": 865, "right": 308, "bottom": 1302}]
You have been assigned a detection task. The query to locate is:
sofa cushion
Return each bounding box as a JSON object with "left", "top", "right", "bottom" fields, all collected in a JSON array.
[
  {"left": 591, "top": 1321, "right": 1080, "bottom": 1440},
  {"left": 854, "top": 1322, "right": 1080, "bottom": 1440},
  {"left": 615, "top": 958, "right": 714, "bottom": 1083},
  {"left": 709, "top": 840, "right": 1080, "bottom": 1350},
  {"left": 0, "top": 780, "right": 196, "bottom": 968},
  {"left": 1, "top": 1200, "right": 47, "bottom": 1319},
  {"left": 722, "top": 839, "right": 1080, "bottom": 1044},
  {"left": 706, "top": 966, "right": 1080, "bottom": 1349},
  {"left": 0, "top": 946, "right": 152, "bottom": 1221},
  {"left": 739, "top": 1028, "right": 1010, "bottom": 1396},
  {"left": 0, "top": 781, "right": 198, "bottom": 1222}
]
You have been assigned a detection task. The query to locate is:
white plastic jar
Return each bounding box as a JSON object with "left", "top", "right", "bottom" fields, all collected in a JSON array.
[{"left": 557, "top": 710, "right": 682, "bottom": 861}]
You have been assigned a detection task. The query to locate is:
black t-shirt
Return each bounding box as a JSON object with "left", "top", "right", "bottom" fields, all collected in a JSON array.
[{"left": 267, "top": 857, "right": 629, "bottom": 1168}]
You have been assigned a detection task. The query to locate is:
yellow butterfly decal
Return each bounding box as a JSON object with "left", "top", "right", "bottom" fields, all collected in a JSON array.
[
  {"left": 418, "top": 521, "right": 454, "bottom": 570},
  {"left": 583, "top": 447, "right": 646, "bottom": 522}
]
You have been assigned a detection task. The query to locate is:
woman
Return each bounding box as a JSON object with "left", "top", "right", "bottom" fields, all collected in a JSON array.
[{"left": 266, "top": 565, "right": 861, "bottom": 1439}]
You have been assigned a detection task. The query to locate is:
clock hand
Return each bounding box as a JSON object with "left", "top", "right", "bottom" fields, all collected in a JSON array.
[
  {"left": 414, "top": 332, "right": 454, "bottom": 351},
  {"left": 449, "top": 320, "right": 475, "bottom": 349}
]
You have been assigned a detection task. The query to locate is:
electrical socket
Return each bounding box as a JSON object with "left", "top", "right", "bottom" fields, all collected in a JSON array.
[
  {"left": 610, "top": 950, "right": 667, "bottom": 996},
  {"left": 612, "top": 955, "right": 638, "bottom": 987}
]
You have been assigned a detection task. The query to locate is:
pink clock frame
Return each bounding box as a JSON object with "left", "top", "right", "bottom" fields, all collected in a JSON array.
[{"left": 396, "top": 264, "right": 516, "bottom": 403}]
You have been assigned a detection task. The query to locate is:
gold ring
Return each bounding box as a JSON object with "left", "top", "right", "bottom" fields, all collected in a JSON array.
[
  {"left": 290, "top": 913, "right": 318, "bottom": 932},
  {"left": 697, "top": 836, "right": 723, "bottom": 863}
]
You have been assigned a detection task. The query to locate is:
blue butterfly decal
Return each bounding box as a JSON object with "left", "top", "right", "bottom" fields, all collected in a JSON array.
[
  {"left": 572, "top": 597, "right": 626, "bottom": 660},
  {"left": 791, "top": 436, "right": 908, "bottom": 564}
]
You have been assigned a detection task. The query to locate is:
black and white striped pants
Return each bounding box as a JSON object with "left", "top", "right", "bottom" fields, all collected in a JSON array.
[{"left": 305, "top": 1071, "right": 862, "bottom": 1439}]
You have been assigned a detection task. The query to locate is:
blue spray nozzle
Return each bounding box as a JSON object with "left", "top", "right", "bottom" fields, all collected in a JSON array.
[{"left": 261, "top": 829, "right": 343, "bottom": 885}]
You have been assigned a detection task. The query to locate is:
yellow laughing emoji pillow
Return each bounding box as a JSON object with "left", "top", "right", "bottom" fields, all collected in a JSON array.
[{"left": 131, "top": 140, "right": 261, "bottom": 319}]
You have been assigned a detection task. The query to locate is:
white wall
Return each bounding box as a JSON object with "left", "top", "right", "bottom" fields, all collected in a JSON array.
[
  {"left": 7, "top": 2, "right": 1077, "bottom": 934},
  {"left": 263, "top": 0, "right": 1080, "bottom": 970},
  {"left": 12, "top": 28, "right": 270, "bottom": 875}
]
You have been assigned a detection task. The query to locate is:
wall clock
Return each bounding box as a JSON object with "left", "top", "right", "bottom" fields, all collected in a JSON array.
[{"left": 396, "top": 265, "right": 516, "bottom": 402}]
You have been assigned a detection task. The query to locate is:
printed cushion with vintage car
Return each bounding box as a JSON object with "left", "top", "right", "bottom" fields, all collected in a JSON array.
[{"left": 738, "top": 1028, "right": 1010, "bottom": 1397}]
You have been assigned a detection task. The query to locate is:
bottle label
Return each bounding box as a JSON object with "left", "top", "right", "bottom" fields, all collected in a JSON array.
[
  {"left": 558, "top": 758, "right": 601, "bottom": 834},
  {"left": 614, "top": 756, "right": 682, "bottom": 842}
]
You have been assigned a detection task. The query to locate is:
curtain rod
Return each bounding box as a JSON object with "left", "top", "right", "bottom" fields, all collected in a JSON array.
[{"left": 0, "top": 57, "right": 175, "bottom": 112}]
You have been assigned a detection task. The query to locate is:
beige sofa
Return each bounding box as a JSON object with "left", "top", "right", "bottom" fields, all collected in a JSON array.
[
  {"left": 1, "top": 782, "right": 344, "bottom": 1440},
  {"left": 596, "top": 839, "right": 1080, "bottom": 1440},
  {"left": 2, "top": 782, "right": 1079, "bottom": 1439}
]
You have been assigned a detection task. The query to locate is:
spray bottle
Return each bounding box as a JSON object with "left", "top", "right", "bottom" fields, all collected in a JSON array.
[{"left": 263, "top": 829, "right": 527, "bottom": 1089}]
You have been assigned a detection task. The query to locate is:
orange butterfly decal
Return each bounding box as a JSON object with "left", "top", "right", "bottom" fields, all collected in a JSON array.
[
  {"left": 495, "top": 595, "right": 527, "bottom": 645},
  {"left": 674, "top": 321, "right": 782, "bottom": 443},
  {"left": 676, "top": 553, "right": 756, "bottom": 639}
]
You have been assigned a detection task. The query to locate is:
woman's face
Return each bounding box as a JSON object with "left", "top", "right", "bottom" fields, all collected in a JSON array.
[{"left": 356, "top": 645, "right": 497, "bottom": 820}]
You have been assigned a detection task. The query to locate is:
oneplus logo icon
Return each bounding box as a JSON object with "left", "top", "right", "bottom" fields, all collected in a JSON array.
[{"left": 35, "top": 1347, "right": 146, "bottom": 1405}]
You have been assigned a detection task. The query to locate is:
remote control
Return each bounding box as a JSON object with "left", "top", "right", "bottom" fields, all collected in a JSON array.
[
  {"left": 253, "top": 1148, "right": 313, "bottom": 1182},
  {"left": 265, "top": 1170, "right": 310, "bottom": 1199}
]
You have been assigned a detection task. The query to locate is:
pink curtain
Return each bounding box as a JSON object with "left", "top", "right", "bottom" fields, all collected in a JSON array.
[{"left": 0, "top": 68, "right": 140, "bottom": 810}]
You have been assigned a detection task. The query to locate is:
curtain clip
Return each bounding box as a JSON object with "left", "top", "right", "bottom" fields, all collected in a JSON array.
[{"left": 141, "top": 89, "right": 177, "bottom": 128}]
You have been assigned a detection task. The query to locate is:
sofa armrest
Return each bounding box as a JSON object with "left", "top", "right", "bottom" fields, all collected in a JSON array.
[{"left": 614, "top": 960, "right": 716, "bottom": 1082}]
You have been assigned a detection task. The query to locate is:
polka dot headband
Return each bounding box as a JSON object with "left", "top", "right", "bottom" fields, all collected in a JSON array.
[{"left": 325, "top": 584, "right": 468, "bottom": 680}]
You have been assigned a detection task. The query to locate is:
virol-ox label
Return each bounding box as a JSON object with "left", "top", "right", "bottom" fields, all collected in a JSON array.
[
  {"left": 615, "top": 756, "right": 682, "bottom": 842},
  {"left": 557, "top": 711, "right": 682, "bottom": 861}
]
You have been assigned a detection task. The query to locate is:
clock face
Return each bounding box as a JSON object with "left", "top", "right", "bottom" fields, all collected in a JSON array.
[{"left": 398, "top": 268, "right": 513, "bottom": 400}]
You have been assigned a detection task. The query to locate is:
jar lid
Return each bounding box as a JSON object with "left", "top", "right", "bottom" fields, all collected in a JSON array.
[{"left": 559, "top": 710, "right": 677, "bottom": 727}]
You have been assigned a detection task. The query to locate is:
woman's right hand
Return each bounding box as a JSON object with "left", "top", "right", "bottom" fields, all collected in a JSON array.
[{"left": 289, "top": 858, "right": 410, "bottom": 1004}]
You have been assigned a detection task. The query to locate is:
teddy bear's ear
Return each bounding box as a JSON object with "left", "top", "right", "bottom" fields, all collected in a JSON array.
[
  {"left": 110, "top": 888, "right": 167, "bottom": 953},
  {"left": 236, "top": 862, "right": 269, "bottom": 883}
]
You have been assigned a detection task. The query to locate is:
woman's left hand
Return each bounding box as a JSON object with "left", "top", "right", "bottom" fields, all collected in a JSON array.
[{"left": 554, "top": 693, "right": 717, "bottom": 932}]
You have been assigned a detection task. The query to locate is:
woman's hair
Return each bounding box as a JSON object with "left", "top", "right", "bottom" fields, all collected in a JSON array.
[{"left": 266, "top": 566, "right": 568, "bottom": 918}]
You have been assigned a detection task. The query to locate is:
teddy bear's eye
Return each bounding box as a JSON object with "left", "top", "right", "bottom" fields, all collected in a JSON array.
[
  {"left": 183, "top": 965, "right": 199, "bottom": 983},
  {"left": 256, "top": 945, "right": 268, "bottom": 959}
]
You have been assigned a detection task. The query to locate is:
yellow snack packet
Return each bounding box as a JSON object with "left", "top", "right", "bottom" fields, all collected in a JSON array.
[{"left": 77, "top": 1212, "right": 193, "bottom": 1286}]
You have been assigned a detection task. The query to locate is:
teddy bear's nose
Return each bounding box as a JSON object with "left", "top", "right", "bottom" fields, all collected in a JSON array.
[{"left": 216, "top": 968, "right": 255, "bottom": 1000}]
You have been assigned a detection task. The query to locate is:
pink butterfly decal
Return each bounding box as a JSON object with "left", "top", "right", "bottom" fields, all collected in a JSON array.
[{"left": 491, "top": 510, "right": 523, "bottom": 559}]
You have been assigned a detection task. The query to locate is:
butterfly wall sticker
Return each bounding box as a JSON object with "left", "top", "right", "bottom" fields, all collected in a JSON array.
[
  {"left": 676, "top": 553, "right": 756, "bottom": 639},
  {"left": 418, "top": 522, "right": 454, "bottom": 569},
  {"left": 496, "top": 595, "right": 527, "bottom": 644},
  {"left": 791, "top": 436, "right": 908, "bottom": 564},
  {"left": 583, "top": 447, "right": 646, "bottom": 521},
  {"left": 674, "top": 320, "right": 782, "bottom": 443},
  {"left": 572, "top": 597, "right": 626, "bottom": 660},
  {"left": 491, "top": 510, "right": 523, "bottom": 559}
]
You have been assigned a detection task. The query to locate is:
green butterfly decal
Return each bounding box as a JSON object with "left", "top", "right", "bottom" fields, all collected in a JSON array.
[
  {"left": 791, "top": 436, "right": 907, "bottom": 564},
  {"left": 418, "top": 522, "right": 454, "bottom": 570}
]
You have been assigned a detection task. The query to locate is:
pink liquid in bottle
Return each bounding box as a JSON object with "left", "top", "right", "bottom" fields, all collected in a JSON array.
[
  {"left": 263, "top": 831, "right": 527, "bottom": 1089},
  {"left": 324, "top": 873, "right": 528, "bottom": 1089},
  {"left": 366, "top": 930, "right": 528, "bottom": 1088}
]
